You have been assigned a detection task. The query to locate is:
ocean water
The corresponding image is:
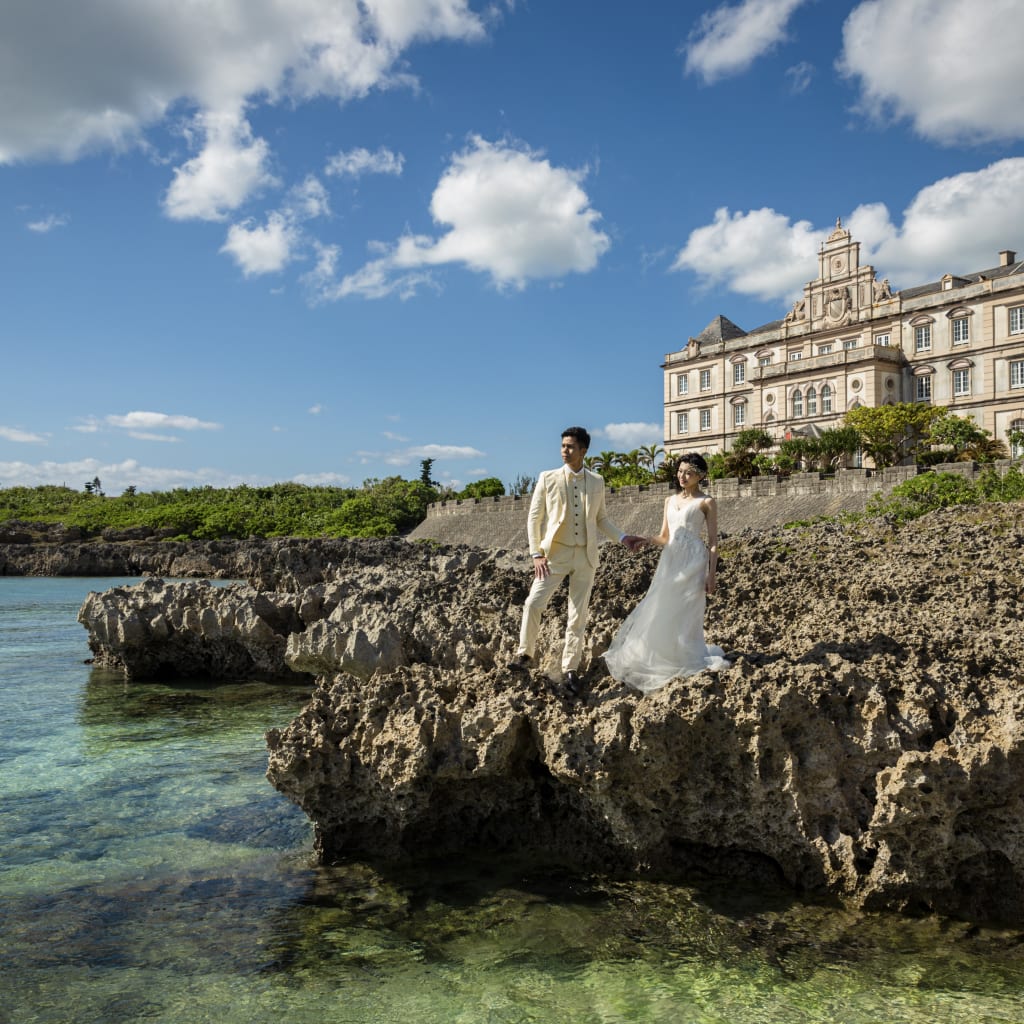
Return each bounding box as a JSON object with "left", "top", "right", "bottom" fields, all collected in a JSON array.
[{"left": 3, "top": 576, "right": 1024, "bottom": 1024}]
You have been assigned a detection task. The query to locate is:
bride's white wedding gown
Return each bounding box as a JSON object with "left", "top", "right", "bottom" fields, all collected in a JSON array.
[{"left": 603, "top": 496, "right": 730, "bottom": 694}]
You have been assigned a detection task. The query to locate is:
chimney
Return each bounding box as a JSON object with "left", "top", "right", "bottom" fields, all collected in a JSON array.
[{"left": 1000, "top": 249, "right": 1017, "bottom": 267}]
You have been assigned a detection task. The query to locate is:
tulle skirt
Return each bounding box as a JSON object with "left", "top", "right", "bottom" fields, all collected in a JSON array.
[{"left": 603, "top": 528, "right": 730, "bottom": 694}]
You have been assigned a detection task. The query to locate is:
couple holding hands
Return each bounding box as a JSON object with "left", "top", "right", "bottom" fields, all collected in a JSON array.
[{"left": 508, "top": 426, "right": 730, "bottom": 697}]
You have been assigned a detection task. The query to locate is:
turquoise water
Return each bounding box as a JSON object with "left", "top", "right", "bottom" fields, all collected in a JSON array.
[{"left": 3, "top": 577, "right": 1024, "bottom": 1024}]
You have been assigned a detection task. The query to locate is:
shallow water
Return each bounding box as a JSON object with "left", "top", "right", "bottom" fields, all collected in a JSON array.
[{"left": 3, "top": 576, "right": 1024, "bottom": 1023}]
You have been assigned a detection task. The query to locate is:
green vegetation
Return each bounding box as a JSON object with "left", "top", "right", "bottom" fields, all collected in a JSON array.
[{"left": 866, "top": 466, "right": 1024, "bottom": 525}]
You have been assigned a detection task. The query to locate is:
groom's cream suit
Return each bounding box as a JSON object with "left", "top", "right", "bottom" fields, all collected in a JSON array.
[{"left": 517, "top": 465, "right": 624, "bottom": 673}]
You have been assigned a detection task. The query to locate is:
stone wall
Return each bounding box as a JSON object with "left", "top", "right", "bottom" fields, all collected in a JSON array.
[{"left": 408, "top": 461, "right": 1011, "bottom": 550}]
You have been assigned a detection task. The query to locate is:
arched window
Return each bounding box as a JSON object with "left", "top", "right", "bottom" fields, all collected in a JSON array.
[
  {"left": 807, "top": 386, "right": 817, "bottom": 416},
  {"left": 792, "top": 389, "right": 803, "bottom": 417},
  {"left": 821, "top": 383, "right": 833, "bottom": 414}
]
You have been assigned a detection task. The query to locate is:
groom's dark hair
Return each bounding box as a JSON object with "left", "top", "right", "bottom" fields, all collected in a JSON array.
[{"left": 562, "top": 426, "right": 591, "bottom": 450}]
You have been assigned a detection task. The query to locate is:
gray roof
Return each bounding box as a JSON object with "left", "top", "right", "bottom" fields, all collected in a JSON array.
[
  {"left": 899, "top": 258, "right": 1023, "bottom": 300},
  {"left": 693, "top": 315, "right": 747, "bottom": 345}
]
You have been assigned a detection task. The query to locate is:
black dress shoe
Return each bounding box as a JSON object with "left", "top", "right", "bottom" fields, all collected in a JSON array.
[
  {"left": 563, "top": 671, "right": 582, "bottom": 697},
  {"left": 508, "top": 653, "right": 533, "bottom": 673}
]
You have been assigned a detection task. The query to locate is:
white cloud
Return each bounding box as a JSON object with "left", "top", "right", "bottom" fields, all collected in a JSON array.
[
  {"left": 839, "top": 0, "right": 1024, "bottom": 145},
  {"left": 308, "top": 404, "right": 323, "bottom": 415},
  {"left": 671, "top": 206, "right": 820, "bottom": 302},
  {"left": 163, "top": 110, "right": 278, "bottom": 222},
  {"left": 0, "top": 0, "right": 487, "bottom": 166},
  {"left": 314, "top": 136, "right": 610, "bottom": 300},
  {"left": 326, "top": 146, "right": 405, "bottom": 178},
  {"left": 600, "top": 423, "right": 663, "bottom": 449},
  {"left": 672, "top": 158, "right": 1024, "bottom": 305},
  {"left": 0, "top": 458, "right": 250, "bottom": 493},
  {"left": 105, "top": 411, "right": 222, "bottom": 431},
  {"left": 785, "top": 60, "right": 814, "bottom": 94},
  {"left": 26, "top": 213, "right": 70, "bottom": 233},
  {"left": 291, "top": 471, "right": 352, "bottom": 485},
  {"left": 221, "top": 212, "right": 298, "bottom": 276},
  {"left": 683, "top": 0, "right": 811, "bottom": 84},
  {"left": 0, "top": 426, "right": 47, "bottom": 443},
  {"left": 357, "top": 442, "right": 486, "bottom": 465},
  {"left": 285, "top": 176, "right": 331, "bottom": 220},
  {"left": 382, "top": 430, "right": 410, "bottom": 442},
  {"left": 127, "top": 432, "right": 181, "bottom": 443}
]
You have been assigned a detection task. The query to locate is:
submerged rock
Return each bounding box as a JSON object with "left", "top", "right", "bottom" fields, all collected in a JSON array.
[{"left": 81, "top": 505, "right": 1024, "bottom": 923}]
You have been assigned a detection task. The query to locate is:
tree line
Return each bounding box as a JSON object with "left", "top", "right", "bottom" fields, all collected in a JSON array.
[{"left": 2, "top": 410, "right": 1019, "bottom": 540}]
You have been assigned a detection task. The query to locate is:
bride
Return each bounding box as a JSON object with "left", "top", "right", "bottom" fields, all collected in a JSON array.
[{"left": 603, "top": 453, "right": 730, "bottom": 694}]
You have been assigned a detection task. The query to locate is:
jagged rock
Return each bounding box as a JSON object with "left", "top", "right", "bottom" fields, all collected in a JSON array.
[{"left": 80, "top": 505, "right": 1024, "bottom": 922}]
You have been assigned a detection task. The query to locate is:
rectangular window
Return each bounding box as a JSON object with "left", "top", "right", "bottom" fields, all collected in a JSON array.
[
  {"left": 874, "top": 333, "right": 890, "bottom": 347},
  {"left": 916, "top": 375, "right": 932, "bottom": 402},
  {"left": 952, "top": 318, "right": 970, "bottom": 344},
  {"left": 843, "top": 339, "right": 858, "bottom": 350},
  {"left": 700, "top": 409, "right": 712, "bottom": 431},
  {"left": 677, "top": 411, "right": 689, "bottom": 434},
  {"left": 789, "top": 351, "right": 803, "bottom": 361},
  {"left": 915, "top": 325, "right": 932, "bottom": 352},
  {"left": 818, "top": 344, "right": 833, "bottom": 355},
  {"left": 733, "top": 403, "right": 745, "bottom": 427},
  {"left": 733, "top": 363, "right": 745, "bottom": 385},
  {"left": 952, "top": 368, "right": 970, "bottom": 396},
  {"left": 677, "top": 374, "right": 689, "bottom": 396},
  {"left": 1011, "top": 359, "right": 1024, "bottom": 388},
  {"left": 699, "top": 369, "right": 711, "bottom": 392},
  {"left": 1010, "top": 307, "right": 1024, "bottom": 335}
]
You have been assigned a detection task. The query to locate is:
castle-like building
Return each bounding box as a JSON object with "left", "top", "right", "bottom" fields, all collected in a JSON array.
[{"left": 662, "top": 221, "right": 1024, "bottom": 463}]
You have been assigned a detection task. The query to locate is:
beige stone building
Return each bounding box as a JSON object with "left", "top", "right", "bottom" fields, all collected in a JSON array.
[{"left": 663, "top": 221, "right": 1024, "bottom": 464}]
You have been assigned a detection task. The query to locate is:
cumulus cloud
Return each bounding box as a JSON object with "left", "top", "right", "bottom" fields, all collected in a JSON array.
[
  {"left": 221, "top": 211, "right": 298, "bottom": 276},
  {"left": 672, "top": 207, "right": 820, "bottom": 302},
  {"left": 0, "top": 1, "right": 486, "bottom": 164},
  {"left": 313, "top": 136, "right": 610, "bottom": 300},
  {"left": 683, "top": 0, "right": 811, "bottom": 83},
  {"left": 163, "top": 110, "right": 279, "bottom": 222},
  {"left": 672, "top": 158, "right": 1024, "bottom": 305},
  {"left": 326, "top": 146, "right": 405, "bottom": 178},
  {"left": 0, "top": 0, "right": 489, "bottom": 250},
  {"left": 0, "top": 426, "right": 47, "bottom": 443},
  {"left": 600, "top": 422, "right": 663, "bottom": 449},
  {"left": 839, "top": 0, "right": 1024, "bottom": 145}
]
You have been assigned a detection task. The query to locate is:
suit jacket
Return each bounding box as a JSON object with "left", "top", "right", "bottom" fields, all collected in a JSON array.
[{"left": 527, "top": 467, "right": 622, "bottom": 568}]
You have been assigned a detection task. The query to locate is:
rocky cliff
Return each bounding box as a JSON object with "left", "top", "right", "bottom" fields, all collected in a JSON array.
[{"left": 78, "top": 505, "right": 1024, "bottom": 922}]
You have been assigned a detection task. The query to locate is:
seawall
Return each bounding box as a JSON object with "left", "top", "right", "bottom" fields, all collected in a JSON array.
[{"left": 409, "top": 461, "right": 1008, "bottom": 550}]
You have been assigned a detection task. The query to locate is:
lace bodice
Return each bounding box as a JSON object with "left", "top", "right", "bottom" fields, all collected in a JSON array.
[{"left": 667, "top": 496, "right": 707, "bottom": 541}]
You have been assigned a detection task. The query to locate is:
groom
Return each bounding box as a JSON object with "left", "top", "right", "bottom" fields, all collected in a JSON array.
[{"left": 509, "top": 426, "right": 642, "bottom": 695}]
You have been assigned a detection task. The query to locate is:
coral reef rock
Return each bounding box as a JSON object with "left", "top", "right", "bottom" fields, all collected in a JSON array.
[{"left": 83, "top": 508, "right": 1024, "bottom": 923}]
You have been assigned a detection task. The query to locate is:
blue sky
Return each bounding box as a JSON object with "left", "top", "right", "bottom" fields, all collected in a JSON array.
[{"left": 2, "top": 0, "right": 1023, "bottom": 494}]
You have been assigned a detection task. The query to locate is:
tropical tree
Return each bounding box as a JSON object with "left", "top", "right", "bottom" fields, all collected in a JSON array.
[
  {"left": 813, "top": 425, "right": 861, "bottom": 470},
  {"left": 638, "top": 443, "right": 664, "bottom": 474},
  {"left": 723, "top": 428, "right": 774, "bottom": 477},
  {"left": 458, "top": 477, "right": 505, "bottom": 499},
  {"left": 927, "top": 413, "right": 1007, "bottom": 463},
  {"left": 508, "top": 473, "right": 537, "bottom": 497},
  {"left": 844, "top": 402, "right": 946, "bottom": 468}
]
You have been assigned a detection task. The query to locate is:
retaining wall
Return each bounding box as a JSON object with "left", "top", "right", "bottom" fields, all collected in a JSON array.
[{"left": 408, "top": 462, "right": 1013, "bottom": 552}]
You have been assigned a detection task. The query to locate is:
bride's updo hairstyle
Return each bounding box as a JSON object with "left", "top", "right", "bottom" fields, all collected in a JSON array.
[{"left": 670, "top": 452, "right": 710, "bottom": 491}]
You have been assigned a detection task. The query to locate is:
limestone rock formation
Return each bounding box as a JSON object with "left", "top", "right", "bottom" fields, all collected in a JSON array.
[{"left": 79, "top": 506, "right": 1024, "bottom": 922}]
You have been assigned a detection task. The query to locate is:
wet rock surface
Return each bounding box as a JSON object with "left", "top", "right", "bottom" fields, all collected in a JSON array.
[{"left": 79, "top": 505, "right": 1024, "bottom": 922}]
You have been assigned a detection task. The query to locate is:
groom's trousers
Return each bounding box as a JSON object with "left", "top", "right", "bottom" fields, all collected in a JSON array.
[{"left": 517, "top": 540, "right": 596, "bottom": 673}]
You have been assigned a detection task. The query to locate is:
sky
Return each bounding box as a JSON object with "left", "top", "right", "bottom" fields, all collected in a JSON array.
[{"left": 2, "top": 0, "right": 1023, "bottom": 495}]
